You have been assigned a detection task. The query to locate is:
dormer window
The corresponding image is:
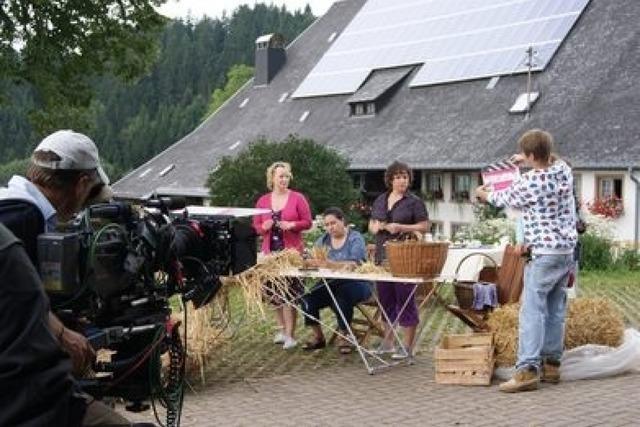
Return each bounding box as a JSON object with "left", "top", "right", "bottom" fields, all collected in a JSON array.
[
  {"left": 347, "top": 66, "right": 412, "bottom": 118},
  {"left": 350, "top": 102, "right": 376, "bottom": 117},
  {"left": 365, "top": 102, "right": 376, "bottom": 115}
]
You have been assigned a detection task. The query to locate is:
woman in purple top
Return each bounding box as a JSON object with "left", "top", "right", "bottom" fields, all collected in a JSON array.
[
  {"left": 369, "top": 161, "right": 429, "bottom": 358},
  {"left": 253, "top": 161, "right": 312, "bottom": 350}
]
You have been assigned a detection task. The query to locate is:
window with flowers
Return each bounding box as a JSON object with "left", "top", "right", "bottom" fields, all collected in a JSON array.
[
  {"left": 424, "top": 172, "right": 444, "bottom": 201},
  {"left": 596, "top": 176, "right": 623, "bottom": 199},
  {"left": 589, "top": 176, "right": 624, "bottom": 219},
  {"left": 452, "top": 173, "right": 471, "bottom": 202},
  {"left": 588, "top": 195, "right": 623, "bottom": 219},
  {"left": 429, "top": 221, "right": 444, "bottom": 236}
]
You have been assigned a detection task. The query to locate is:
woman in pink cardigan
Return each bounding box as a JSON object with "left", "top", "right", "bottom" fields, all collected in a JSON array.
[{"left": 253, "top": 161, "right": 312, "bottom": 349}]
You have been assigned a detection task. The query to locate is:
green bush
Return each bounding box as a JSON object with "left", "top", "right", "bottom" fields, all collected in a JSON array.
[
  {"left": 302, "top": 227, "right": 324, "bottom": 249},
  {"left": 579, "top": 233, "right": 613, "bottom": 271},
  {"left": 614, "top": 248, "right": 640, "bottom": 271},
  {"left": 206, "top": 135, "right": 360, "bottom": 218}
]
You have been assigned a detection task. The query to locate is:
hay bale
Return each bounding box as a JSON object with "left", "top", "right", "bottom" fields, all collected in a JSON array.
[
  {"left": 486, "top": 304, "right": 520, "bottom": 367},
  {"left": 486, "top": 297, "right": 625, "bottom": 367},
  {"left": 565, "top": 297, "right": 625, "bottom": 348}
]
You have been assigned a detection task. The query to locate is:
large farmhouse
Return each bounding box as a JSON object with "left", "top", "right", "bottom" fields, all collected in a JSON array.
[{"left": 113, "top": 0, "right": 640, "bottom": 243}]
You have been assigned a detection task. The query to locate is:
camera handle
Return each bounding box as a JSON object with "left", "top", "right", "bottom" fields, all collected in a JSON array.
[{"left": 87, "top": 324, "right": 158, "bottom": 349}]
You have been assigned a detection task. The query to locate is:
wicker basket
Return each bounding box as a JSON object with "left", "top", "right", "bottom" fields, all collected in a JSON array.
[
  {"left": 453, "top": 253, "right": 498, "bottom": 310},
  {"left": 385, "top": 241, "right": 449, "bottom": 278}
]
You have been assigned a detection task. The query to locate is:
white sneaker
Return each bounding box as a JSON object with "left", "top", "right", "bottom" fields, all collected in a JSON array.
[
  {"left": 282, "top": 336, "right": 297, "bottom": 350},
  {"left": 273, "top": 331, "right": 286, "bottom": 344},
  {"left": 391, "top": 351, "right": 410, "bottom": 360},
  {"left": 370, "top": 346, "right": 396, "bottom": 356}
]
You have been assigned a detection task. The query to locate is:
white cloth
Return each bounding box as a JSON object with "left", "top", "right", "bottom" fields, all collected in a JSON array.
[{"left": 439, "top": 246, "right": 505, "bottom": 282}]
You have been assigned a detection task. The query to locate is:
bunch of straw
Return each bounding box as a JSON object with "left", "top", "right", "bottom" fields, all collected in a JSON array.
[
  {"left": 311, "top": 246, "right": 329, "bottom": 261},
  {"left": 172, "top": 289, "right": 231, "bottom": 384},
  {"left": 234, "top": 249, "right": 303, "bottom": 316},
  {"left": 486, "top": 297, "right": 625, "bottom": 367},
  {"left": 182, "top": 303, "right": 223, "bottom": 384},
  {"left": 354, "top": 261, "right": 392, "bottom": 276}
]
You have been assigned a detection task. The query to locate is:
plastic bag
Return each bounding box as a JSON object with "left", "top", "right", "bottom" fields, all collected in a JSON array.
[
  {"left": 494, "top": 328, "right": 640, "bottom": 381},
  {"left": 561, "top": 328, "right": 640, "bottom": 381}
]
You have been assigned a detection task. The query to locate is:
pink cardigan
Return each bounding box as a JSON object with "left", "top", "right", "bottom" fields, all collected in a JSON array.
[{"left": 253, "top": 190, "right": 312, "bottom": 254}]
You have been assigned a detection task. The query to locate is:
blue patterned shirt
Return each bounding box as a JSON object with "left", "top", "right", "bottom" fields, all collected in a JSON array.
[{"left": 488, "top": 160, "right": 577, "bottom": 254}]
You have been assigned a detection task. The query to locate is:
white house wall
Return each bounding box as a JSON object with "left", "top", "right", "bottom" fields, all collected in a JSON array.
[
  {"left": 578, "top": 170, "right": 639, "bottom": 243},
  {"left": 419, "top": 170, "right": 639, "bottom": 244}
]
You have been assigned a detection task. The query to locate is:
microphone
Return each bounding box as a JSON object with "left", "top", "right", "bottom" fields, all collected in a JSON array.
[{"left": 144, "top": 196, "right": 186, "bottom": 211}]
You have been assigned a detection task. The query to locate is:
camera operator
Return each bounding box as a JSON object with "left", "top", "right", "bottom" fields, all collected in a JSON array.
[
  {"left": 0, "top": 222, "right": 86, "bottom": 425},
  {"left": 0, "top": 223, "right": 156, "bottom": 427},
  {"left": 0, "top": 131, "right": 152, "bottom": 426},
  {"left": 0, "top": 130, "right": 110, "bottom": 371}
]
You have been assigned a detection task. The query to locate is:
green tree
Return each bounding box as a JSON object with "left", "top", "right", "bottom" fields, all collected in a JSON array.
[
  {"left": 0, "top": 0, "right": 167, "bottom": 133},
  {"left": 204, "top": 64, "right": 254, "bottom": 118},
  {"left": 207, "top": 135, "right": 360, "bottom": 220},
  {"left": 0, "top": 3, "right": 316, "bottom": 175},
  {"left": 0, "top": 157, "right": 29, "bottom": 186}
]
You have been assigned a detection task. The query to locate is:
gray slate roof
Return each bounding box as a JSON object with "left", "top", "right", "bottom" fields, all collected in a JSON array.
[
  {"left": 347, "top": 66, "right": 413, "bottom": 104},
  {"left": 114, "top": 0, "right": 640, "bottom": 199}
]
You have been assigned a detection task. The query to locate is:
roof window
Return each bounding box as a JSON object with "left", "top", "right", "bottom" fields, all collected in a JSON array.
[
  {"left": 159, "top": 164, "right": 175, "bottom": 177},
  {"left": 138, "top": 168, "right": 153, "bottom": 178},
  {"left": 509, "top": 92, "right": 540, "bottom": 113},
  {"left": 486, "top": 76, "right": 500, "bottom": 90}
]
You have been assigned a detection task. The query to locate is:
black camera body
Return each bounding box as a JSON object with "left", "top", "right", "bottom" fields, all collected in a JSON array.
[{"left": 37, "top": 198, "right": 256, "bottom": 414}]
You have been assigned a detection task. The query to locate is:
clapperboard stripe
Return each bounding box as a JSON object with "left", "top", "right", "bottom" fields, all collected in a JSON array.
[{"left": 482, "top": 159, "right": 517, "bottom": 173}]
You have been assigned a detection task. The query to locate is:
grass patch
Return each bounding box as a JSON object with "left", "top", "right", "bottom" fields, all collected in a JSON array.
[{"left": 580, "top": 270, "right": 640, "bottom": 288}]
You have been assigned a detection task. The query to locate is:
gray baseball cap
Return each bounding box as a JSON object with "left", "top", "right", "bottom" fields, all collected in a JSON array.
[{"left": 32, "top": 130, "right": 110, "bottom": 185}]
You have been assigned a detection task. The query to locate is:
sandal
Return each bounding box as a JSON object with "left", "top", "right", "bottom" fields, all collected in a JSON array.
[{"left": 302, "top": 339, "right": 326, "bottom": 351}]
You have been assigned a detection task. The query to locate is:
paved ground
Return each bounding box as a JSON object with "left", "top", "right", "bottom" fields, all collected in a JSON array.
[
  {"left": 117, "top": 275, "right": 640, "bottom": 426},
  {"left": 121, "top": 353, "right": 640, "bottom": 426}
]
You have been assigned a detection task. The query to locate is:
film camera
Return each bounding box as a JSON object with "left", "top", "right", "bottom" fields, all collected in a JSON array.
[{"left": 37, "top": 197, "right": 256, "bottom": 424}]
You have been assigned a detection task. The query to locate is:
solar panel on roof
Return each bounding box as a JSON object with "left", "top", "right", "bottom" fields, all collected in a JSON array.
[{"left": 292, "top": 0, "right": 590, "bottom": 98}]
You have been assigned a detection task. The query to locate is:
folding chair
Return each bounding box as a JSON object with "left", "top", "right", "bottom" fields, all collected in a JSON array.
[
  {"left": 446, "top": 244, "right": 526, "bottom": 331},
  {"left": 349, "top": 298, "right": 385, "bottom": 345}
]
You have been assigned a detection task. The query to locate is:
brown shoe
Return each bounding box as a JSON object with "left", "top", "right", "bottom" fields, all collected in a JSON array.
[
  {"left": 541, "top": 360, "right": 561, "bottom": 383},
  {"left": 498, "top": 368, "right": 539, "bottom": 393}
]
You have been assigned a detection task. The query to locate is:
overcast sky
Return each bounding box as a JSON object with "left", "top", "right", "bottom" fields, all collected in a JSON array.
[{"left": 157, "top": 0, "right": 332, "bottom": 20}]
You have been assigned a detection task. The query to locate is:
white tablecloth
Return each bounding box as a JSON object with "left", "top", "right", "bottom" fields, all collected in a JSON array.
[{"left": 439, "top": 246, "right": 505, "bottom": 282}]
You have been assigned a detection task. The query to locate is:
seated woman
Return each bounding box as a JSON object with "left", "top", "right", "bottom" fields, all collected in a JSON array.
[{"left": 300, "top": 207, "right": 372, "bottom": 354}]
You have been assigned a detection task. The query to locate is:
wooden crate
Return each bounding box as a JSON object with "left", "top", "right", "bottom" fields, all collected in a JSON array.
[{"left": 435, "top": 333, "right": 495, "bottom": 386}]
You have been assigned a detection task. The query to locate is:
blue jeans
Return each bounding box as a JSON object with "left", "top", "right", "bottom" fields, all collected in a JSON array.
[
  {"left": 301, "top": 280, "right": 372, "bottom": 331},
  {"left": 516, "top": 253, "right": 573, "bottom": 371}
]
